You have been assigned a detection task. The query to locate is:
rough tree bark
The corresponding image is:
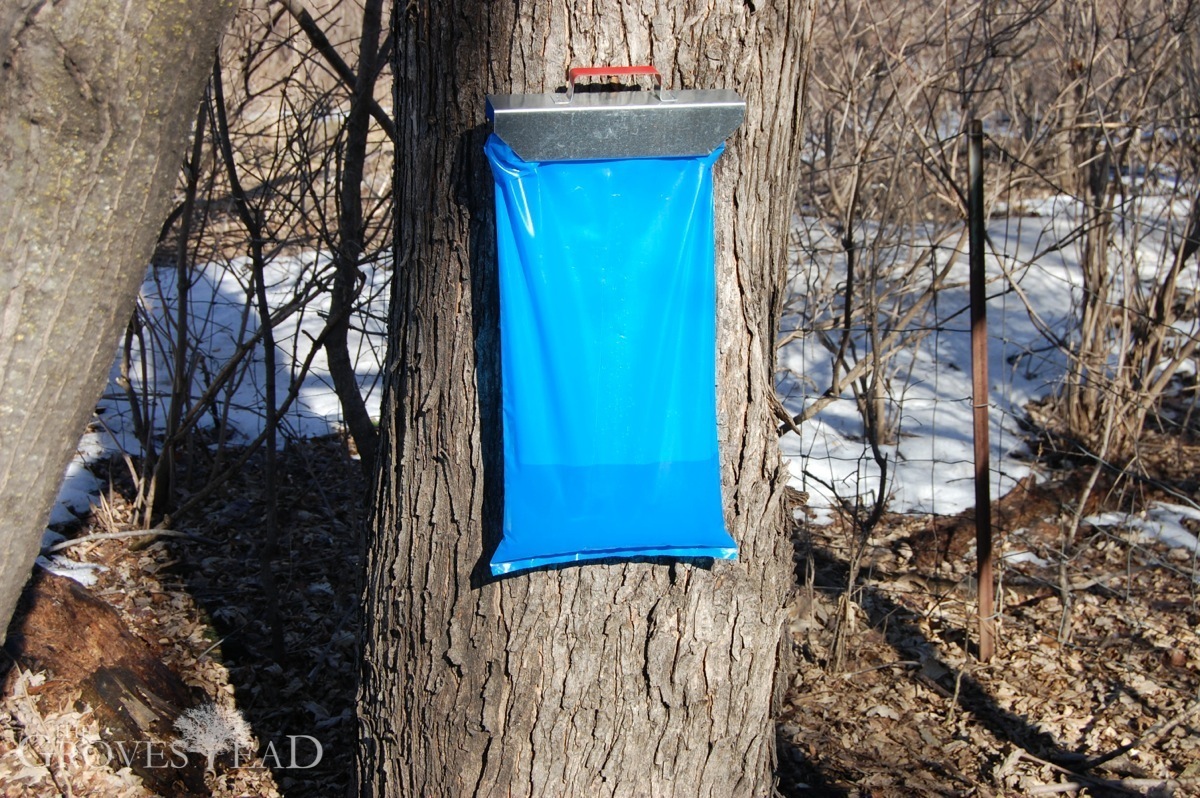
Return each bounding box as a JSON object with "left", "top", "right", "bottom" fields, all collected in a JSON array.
[
  {"left": 359, "top": 2, "right": 813, "bottom": 795},
  {"left": 0, "top": 0, "right": 236, "bottom": 642}
]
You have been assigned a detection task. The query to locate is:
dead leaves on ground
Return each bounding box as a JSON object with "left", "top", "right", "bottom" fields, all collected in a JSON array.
[{"left": 781, "top": 502, "right": 1200, "bottom": 797}]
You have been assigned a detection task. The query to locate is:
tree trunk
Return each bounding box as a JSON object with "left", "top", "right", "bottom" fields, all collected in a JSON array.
[
  {"left": 358, "top": 2, "right": 813, "bottom": 796},
  {"left": 0, "top": 0, "right": 236, "bottom": 642}
]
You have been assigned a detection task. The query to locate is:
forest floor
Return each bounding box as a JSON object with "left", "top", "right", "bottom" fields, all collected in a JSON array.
[
  {"left": 1, "top": 434, "right": 1199, "bottom": 797},
  {"left": 777, "top": 450, "right": 1200, "bottom": 797}
]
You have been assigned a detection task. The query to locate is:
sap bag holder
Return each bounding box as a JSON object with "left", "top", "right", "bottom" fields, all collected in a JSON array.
[{"left": 484, "top": 66, "right": 744, "bottom": 576}]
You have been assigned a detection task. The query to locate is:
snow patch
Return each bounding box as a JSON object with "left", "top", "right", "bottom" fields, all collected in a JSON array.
[
  {"left": 1085, "top": 502, "right": 1200, "bottom": 554},
  {"left": 35, "top": 556, "right": 107, "bottom": 587}
]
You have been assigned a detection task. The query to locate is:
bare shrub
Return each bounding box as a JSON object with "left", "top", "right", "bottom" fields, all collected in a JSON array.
[{"left": 112, "top": 0, "right": 393, "bottom": 528}]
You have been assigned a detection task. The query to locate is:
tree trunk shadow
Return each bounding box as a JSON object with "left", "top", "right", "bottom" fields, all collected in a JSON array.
[
  {"left": 806, "top": 543, "right": 1070, "bottom": 762},
  {"left": 164, "top": 438, "right": 367, "bottom": 797}
]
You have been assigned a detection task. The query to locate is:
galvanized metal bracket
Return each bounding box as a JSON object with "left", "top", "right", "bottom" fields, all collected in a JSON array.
[{"left": 486, "top": 65, "right": 745, "bottom": 162}]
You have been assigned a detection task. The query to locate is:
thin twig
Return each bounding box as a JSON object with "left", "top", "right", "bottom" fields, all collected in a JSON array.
[
  {"left": 1026, "top": 778, "right": 1175, "bottom": 796},
  {"left": 277, "top": 0, "right": 397, "bottom": 143},
  {"left": 1016, "top": 751, "right": 1143, "bottom": 796},
  {"left": 1080, "top": 690, "right": 1200, "bottom": 772},
  {"left": 46, "top": 528, "right": 216, "bottom": 553},
  {"left": 839, "top": 660, "right": 920, "bottom": 679},
  {"left": 198, "top": 635, "right": 231, "bottom": 660}
]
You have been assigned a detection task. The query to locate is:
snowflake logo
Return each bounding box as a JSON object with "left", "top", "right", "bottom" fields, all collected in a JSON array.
[{"left": 173, "top": 703, "right": 254, "bottom": 774}]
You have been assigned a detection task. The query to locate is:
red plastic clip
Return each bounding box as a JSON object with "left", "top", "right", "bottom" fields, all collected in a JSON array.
[{"left": 556, "top": 65, "right": 672, "bottom": 103}]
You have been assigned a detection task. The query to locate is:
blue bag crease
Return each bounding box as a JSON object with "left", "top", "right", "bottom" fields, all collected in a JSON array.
[{"left": 484, "top": 74, "right": 744, "bottom": 576}]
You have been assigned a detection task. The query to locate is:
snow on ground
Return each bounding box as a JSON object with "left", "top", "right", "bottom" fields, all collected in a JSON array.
[
  {"left": 50, "top": 252, "right": 388, "bottom": 528},
  {"left": 778, "top": 210, "right": 1074, "bottom": 518},
  {"left": 98, "top": 252, "right": 390, "bottom": 451},
  {"left": 779, "top": 193, "right": 1200, "bottom": 530},
  {"left": 1086, "top": 502, "right": 1200, "bottom": 555}
]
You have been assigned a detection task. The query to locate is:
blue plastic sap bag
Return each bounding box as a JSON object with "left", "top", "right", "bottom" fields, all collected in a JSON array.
[{"left": 484, "top": 135, "right": 737, "bottom": 575}]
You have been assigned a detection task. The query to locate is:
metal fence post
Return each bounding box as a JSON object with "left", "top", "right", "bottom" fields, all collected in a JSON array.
[{"left": 969, "top": 119, "right": 996, "bottom": 662}]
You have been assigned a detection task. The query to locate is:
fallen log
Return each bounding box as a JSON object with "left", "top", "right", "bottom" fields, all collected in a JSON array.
[{"left": 4, "top": 570, "right": 208, "bottom": 795}]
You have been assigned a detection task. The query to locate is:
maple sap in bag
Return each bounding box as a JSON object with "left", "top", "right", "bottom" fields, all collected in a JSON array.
[{"left": 484, "top": 69, "right": 743, "bottom": 575}]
